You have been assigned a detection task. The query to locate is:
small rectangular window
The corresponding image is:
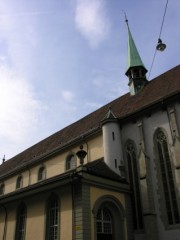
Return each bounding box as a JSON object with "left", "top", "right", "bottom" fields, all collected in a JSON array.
[
  {"left": 112, "top": 132, "right": 115, "bottom": 141},
  {"left": 114, "top": 159, "right": 117, "bottom": 168}
]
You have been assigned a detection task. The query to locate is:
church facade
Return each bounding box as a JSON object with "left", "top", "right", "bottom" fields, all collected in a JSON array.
[{"left": 0, "top": 22, "right": 180, "bottom": 240}]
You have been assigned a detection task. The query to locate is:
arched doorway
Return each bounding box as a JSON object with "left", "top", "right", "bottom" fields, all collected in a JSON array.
[{"left": 93, "top": 195, "right": 125, "bottom": 240}]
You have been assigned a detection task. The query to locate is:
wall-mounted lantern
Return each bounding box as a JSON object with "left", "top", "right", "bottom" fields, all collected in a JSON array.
[{"left": 76, "top": 145, "right": 87, "bottom": 165}]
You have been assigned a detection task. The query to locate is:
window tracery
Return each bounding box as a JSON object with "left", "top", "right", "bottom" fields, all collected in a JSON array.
[
  {"left": 96, "top": 207, "right": 113, "bottom": 238},
  {"left": 126, "top": 140, "right": 143, "bottom": 229},
  {"left": 155, "top": 129, "right": 180, "bottom": 225}
]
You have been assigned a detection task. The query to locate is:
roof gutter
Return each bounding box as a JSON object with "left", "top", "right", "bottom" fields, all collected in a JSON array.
[{"left": 0, "top": 170, "right": 75, "bottom": 204}]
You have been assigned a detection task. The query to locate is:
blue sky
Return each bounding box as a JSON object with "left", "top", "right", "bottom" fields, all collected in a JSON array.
[{"left": 0, "top": 0, "right": 179, "bottom": 160}]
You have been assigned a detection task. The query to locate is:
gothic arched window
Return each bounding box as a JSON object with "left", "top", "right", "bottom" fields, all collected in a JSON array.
[
  {"left": 46, "top": 195, "right": 59, "bottom": 240},
  {"left": 126, "top": 141, "right": 143, "bottom": 230},
  {"left": 15, "top": 203, "right": 27, "bottom": 240},
  {"left": 155, "top": 129, "right": 180, "bottom": 225}
]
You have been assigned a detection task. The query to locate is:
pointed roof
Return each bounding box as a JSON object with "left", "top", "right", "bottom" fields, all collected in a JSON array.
[
  {"left": 125, "top": 20, "right": 147, "bottom": 75},
  {"left": 100, "top": 107, "right": 118, "bottom": 126},
  {"left": 104, "top": 107, "right": 117, "bottom": 119}
]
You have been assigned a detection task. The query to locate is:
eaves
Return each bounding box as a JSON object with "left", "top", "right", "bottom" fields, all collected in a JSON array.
[
  {"left": 0, "top": 127, "right": 101, "bottom": 181},
  {"left": 0, "top": 170, "right": 74, "bottom": 204},
  {"left": 119, "top": 92, "right": 180, "bottom": 124},
  {"left": 75, "top": 166, "right": 131, "bottom": 194}
]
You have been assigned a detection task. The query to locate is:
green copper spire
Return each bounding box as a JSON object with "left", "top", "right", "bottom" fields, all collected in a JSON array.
[
  {"left": 124, "top": 18, "right": 148, "bottom": 95},
  {"left": 125, "top": 20, "right": 147, "bottom": 75}
]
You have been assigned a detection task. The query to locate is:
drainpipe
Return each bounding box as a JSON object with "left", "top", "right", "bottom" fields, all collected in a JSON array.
[
  {"left": 28, "top": 166, "right": 31, "bottom": 186},
  {"left": 70, "top": 173, "right": 75, "bottom": 240},
  {"left": 70, "top": 171, "right": 80, "bottom": 240}
]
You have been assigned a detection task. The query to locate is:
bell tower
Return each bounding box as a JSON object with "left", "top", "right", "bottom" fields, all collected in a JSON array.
[{"left": 125, "top": 19, "right": 148, "bottom": 95}]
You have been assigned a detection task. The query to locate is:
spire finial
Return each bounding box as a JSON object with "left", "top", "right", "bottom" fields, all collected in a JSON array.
[
  {"left": 2, "top": 155, "right": 5, "bottom": 164},
  {"left": 122, "top": 10, "right": 128, "bottom": 26}
]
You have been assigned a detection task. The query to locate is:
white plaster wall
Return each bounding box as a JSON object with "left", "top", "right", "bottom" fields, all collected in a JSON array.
[
  {"left": 143, "top": 110, "right": 172, "bottom": 239},
  {"left": 102, "top": 122, "right": 123, "bottom": 175},
  {"left": 120, "top": 107, "right": 180, "bottom": 239},
  {"left": 121, "top": 119, "right": 141, "bottom": 168}
]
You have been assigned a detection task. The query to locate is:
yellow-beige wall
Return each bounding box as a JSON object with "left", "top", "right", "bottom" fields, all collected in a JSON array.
[
  {"left": 87, "top": 134, "right": 103, "bottom": 162},
  {"left": 0, "top": 206, "right": 6, "bottom": 240},
  {"left": 90, "top": 186, "right": 127, "bottom": 240},
  {"left": 1, "top": 133, "right": 103, "bottom": 196},
  {"left": 0, "top": 186, "right": 72, "bottom": 240}
]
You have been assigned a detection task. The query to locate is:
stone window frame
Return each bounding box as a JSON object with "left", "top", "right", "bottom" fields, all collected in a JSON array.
[
  {"left": 45, "top": 194, "right": 60, "bottom": 240},
  {"left": 16, "top": 175, "right": 23, "bottom": 189},
  {"left": 15, "top": 202, "right": 27, "bottom": 240},
  {"left": 92, "top": 195, "right": 126, "bottom": 240},
  {"left": 124, "top": 139, "right": 144, "bottom": 230},
  {"left": 65, "top": 152, "right": 76, "bottom": 171},
  {"left": 154, "top": 127, "right": 180, "bottom": 227},
  {"left": 38, "top": 165, "right": 46, "bottom": 181}
]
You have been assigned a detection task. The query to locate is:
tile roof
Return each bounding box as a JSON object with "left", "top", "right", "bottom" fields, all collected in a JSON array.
[
  {"left": 0, "top": 65, "right": 180, "bottom": 178},
  {"left": 85, "top": 158, "right": 126, "bottom": 182}
]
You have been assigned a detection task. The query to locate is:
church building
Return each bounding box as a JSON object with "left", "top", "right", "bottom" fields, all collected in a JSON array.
[{"left": 0, "top": 21, "right": 180, "bottom": 240}]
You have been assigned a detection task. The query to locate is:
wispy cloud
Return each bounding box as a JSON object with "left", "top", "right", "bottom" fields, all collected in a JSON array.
[
  {"left": 0, "top": 3, "right": 44, "bottom": 159},
  {"left": 62, "top": 90, "right": 74, "bottom": 102},
  {"left": 0, "top": 11, "right": 51, "bottom": 17},
  {"left": 0, "top": 2, "right": 40, "bottom": 72},
  {"left": 0, "top": 64, "right": 41, "bottom": 158},
  {"left": 85, "top": 101, "right": 102, "bottom": 110},
  {"left": 75, "top": 0, "right": 110, "bottom": 48}
]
